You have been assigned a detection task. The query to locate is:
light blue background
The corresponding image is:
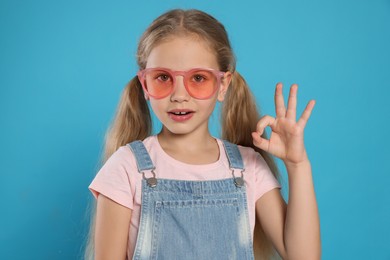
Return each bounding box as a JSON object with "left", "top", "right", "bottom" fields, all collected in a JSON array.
[{"left": 1, "top": 0, "right": 389, "bottom": 259}]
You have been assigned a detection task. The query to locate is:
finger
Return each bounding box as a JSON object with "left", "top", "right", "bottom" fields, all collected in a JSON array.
[
  {"left": 297, "top": 100, "right": 316, "bottom": 128},
  {"left": 286, "top": 84, "right": 298, "bottom": 120},
  {"left": 255, "top": 115, "right": 276, "bottom": 135},
  {"left": 251, "top": 132, "right": 270, "bottom": 152},
  {"left": 274, "top": 83, "right": 286, "bottom": 118}
]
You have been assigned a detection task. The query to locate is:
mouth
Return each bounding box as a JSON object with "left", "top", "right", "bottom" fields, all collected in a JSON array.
[
  {"left": 170, "top": 111, "right": 192, "bottom": 115},
  {"left": 168, "top": 109, "right": 194, "bottom": 121},
  {"left": 168, "top": 109, "right": 194, "bottom": 115}
]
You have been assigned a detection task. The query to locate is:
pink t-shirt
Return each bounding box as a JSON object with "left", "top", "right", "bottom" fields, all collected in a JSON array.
[{"left": 89, "top": 135, "right": 280, "bottom": 258}]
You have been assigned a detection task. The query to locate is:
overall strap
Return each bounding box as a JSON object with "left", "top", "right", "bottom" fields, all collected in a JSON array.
[
  {"left": 222, "top": 140, "right": 246, "bottom": 187},
  {"left": 127, "top": 141, "right": 158, "bottom": 187},
  {"left": 222, "top": 140, "right": 244, "bottom": 170},
  {"left": 127, "top": 140, "right": 155, "bottom": 171}
]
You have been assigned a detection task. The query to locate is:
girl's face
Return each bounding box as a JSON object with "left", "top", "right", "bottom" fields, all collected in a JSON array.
[{"left": 145, "top": 36, "right": 231, "bottom": 137}]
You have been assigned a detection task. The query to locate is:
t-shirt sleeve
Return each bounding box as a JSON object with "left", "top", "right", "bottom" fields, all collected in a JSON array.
[
  {"left": 253, "top": 152, "right": 281, "bottom": 201},
  {"left": 88, "top": 146, "right": 135, "bottom": 210}
]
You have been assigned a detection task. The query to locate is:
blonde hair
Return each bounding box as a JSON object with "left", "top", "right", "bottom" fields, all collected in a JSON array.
[{"left": 85, "top": 9, "right": 280, "bottom": 260}]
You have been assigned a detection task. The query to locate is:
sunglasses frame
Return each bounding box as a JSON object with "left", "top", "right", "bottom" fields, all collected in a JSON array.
[{"left": 137, "top": 67, "right": 226, "bottom": 100}]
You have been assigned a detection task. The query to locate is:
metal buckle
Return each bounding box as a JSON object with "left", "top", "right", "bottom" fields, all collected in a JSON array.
[
  {"left": 231, "top": 169, "right": 245, "bottom": 187},
  {"left": 142, "top": 170, "right": 157, "bottom": 187}
]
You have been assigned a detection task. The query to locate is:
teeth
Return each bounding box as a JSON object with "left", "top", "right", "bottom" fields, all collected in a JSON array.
[{"left": 173, "top": 111, "right": 188, "bottom": 115}]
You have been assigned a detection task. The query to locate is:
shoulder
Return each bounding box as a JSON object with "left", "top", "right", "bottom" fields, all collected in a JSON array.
[
  {"left": 101, "top": 136, "right": 155, "bottom": 170},
  {"left": 236, "top": 144, "right": 257, "bottom": 159},
  {"left": 233, "top": 143, "right": 281, "bottom": 192},
  {"left": 99, "top": 145, "right": 136, "bottom": 175},
  {"left": 115, "top": 136, "right": 156, "bottom": 156},
  {"left": 219, "top": 140, "right": 269, "bottom": 171},
  {"left": 106, "top": 135, "right": 157, "bottom": 169},
  {"left": 237, "top": 145, "right": 268, "bottom": 165}
]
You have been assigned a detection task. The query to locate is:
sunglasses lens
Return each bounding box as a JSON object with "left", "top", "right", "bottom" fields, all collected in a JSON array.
[
  {"left": 186, "top": 70, "right": 218, "bottom": 99},
  {"left": 144, "top": 69, "right": 173, "bottom": 98},
  {"left": 142, "top": 69, "right": 219, "bottom": 99}
]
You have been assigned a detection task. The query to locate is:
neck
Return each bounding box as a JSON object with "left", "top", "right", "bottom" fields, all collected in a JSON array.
[
  {"left": 156, "top": 127, "right": 220, "bottom": 164},
  {"left": 158, "top": 128, "right": 215, "bottom": 151}
]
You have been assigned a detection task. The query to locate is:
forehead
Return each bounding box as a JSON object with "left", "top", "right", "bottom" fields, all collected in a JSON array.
[{"left": 145, "top": 36, "right": 219, "bottom": 70}]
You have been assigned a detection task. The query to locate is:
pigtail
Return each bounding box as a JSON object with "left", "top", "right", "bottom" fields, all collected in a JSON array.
[
  {"left": 221, "top": 71, "right": 281, "bottom": 259},
  {"left": 221, "top": 71, "right": 279, "bottom": 176},
  {"left": 84, "top": 76, "right": 151, "bottom": 260},
  {"left": 102, "top": 76, "right": 152, "bottom": 162}
]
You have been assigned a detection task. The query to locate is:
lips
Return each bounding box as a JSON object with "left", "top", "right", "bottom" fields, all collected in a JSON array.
[{"left": 168, "top": 109, "right": 194, "bottom": 122}]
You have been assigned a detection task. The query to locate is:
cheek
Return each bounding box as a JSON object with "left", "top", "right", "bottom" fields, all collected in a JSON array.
[
  {"left": 149, "top": 100, "right": 165, "bottom": 117},
  {"left": 199, "top": 98, "right": 218, "bottom": 114},
  {"left": 151, "top": 99, "right": 161, "bottom": 106}
]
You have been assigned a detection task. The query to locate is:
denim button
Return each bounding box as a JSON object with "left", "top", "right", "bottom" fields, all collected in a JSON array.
[
  {"left": 147, "top": 177, "right": 157, "bottom": 187},
  {"left": 234, "top": 177, "right": 244, "bottom": 187}
]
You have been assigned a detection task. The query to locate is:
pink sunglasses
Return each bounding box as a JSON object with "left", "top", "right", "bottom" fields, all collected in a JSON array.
[{"left": 137, "top": 67, "right": 226, "bottom": 99}]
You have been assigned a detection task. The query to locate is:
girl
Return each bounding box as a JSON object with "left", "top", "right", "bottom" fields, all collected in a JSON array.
[{"left": 87, "top": 9, "right": 320, "bottom": 260}]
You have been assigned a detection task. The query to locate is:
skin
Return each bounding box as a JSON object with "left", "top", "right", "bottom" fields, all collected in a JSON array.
[
  {"left": 94, "top": 36, "right": 320, "bottom": 260},
  {"left": 252, "top": 83, "right": 321, "bottom": 259},
  {"left": 145, "top": 36, "right": 232, "bottom": 163}
]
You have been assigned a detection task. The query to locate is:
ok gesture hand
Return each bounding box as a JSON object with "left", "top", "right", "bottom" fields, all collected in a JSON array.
[{"left": 251, "top": 83, "right": 316, "bottom": 167}]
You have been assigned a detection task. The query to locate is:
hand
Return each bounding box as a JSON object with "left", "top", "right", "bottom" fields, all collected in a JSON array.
[{"left": 251, "top": 83, "right": 315, "bottom": 167}]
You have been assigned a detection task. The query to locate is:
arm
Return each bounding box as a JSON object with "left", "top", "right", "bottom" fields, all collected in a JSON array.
[
  {"left": 95, "top": 194, "right": 132, "bottom": 260},
  {"left": 252, "top": 83, "right": 321, "bottom": 259}
]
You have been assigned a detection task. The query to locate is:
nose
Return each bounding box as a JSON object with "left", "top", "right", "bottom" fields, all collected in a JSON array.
[{"left": 170, "top": 75, "right": 190, "bottom": 102}]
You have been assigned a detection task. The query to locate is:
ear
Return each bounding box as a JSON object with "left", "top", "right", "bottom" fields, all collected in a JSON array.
[
  {"left": 217, "top": 71, "right": 232, "bottom": 102},
  {"left": 137, "top": 74, "right": 149, "bottom": 100}
]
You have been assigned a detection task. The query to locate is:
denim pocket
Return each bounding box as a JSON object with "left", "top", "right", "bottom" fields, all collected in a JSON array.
[{"left": 150, "top": 198, "right": 246, "bottom": 260}]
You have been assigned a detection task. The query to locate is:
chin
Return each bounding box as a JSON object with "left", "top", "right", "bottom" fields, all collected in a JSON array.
[
  {"left": 164, "top": 127, "right": 194, "bottom": 136},
  {"left": 161, "top": 124, "right": 202, "bottom": 136}
]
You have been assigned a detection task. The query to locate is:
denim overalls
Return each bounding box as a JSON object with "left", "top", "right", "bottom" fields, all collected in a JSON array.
[{"left": 127, "top": 140, "right": 255, "bottom": 260}]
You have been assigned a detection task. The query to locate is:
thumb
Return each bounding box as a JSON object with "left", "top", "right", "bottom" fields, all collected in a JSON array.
[{"left": 251, "top": 132, "right": 269, "bottom": 152}]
